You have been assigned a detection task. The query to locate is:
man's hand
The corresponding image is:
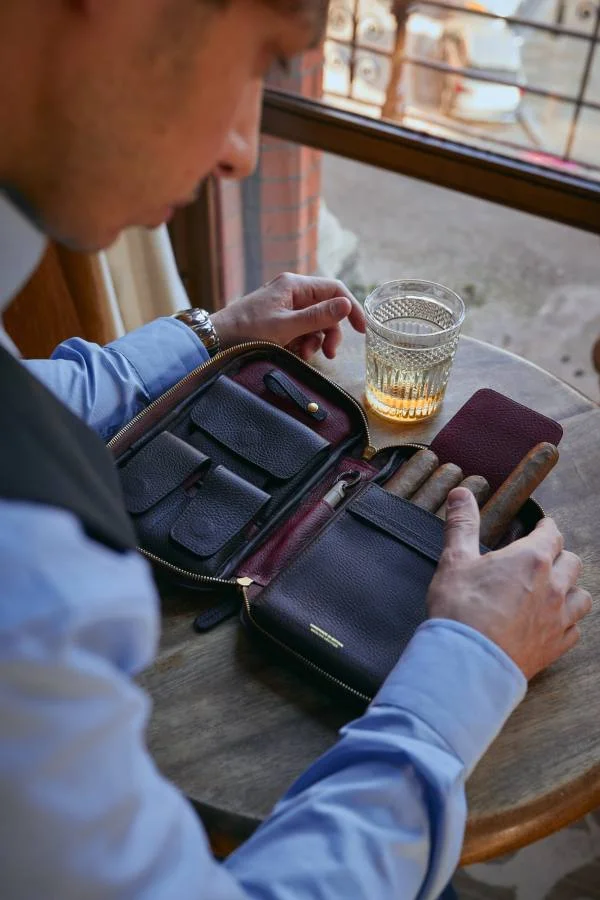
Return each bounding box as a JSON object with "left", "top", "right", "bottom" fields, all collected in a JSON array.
[
  {"left": 427, "top": 487, "right": 592, "bottom": 680},
  {"left": 210, "top": 273, "right": 366, "bottom": 360}
]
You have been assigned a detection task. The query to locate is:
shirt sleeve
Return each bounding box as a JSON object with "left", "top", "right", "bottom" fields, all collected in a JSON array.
[
  {"left": 23, "top": 317, "right": 208, "bottom": 440},
  {"left": 226, "top": 620, "right": 526, "bottom": 900},
  {"left": 0, "top": 500, "right": 247, "bottom": 900},
  {"left": 0, "top": 500, "right": 526, "bottom": 900}
]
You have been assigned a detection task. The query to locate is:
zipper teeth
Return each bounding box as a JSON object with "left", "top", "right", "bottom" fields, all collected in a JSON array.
[
  {"left": 243, "top": 592, "right": 371, "bottom": 703},
  {"left": 141, "top": 548, "right": 238, "bottom": 587},
  {"left": 107, "top": 341, "right": 371, "bottom": 450}
]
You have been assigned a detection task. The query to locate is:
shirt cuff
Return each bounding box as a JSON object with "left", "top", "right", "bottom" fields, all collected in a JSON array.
[
  {"left": 107, "top": 317, "right": 208, "bottom": 402},
  {"left": 373, "top": 619, "right": 527, "bottom": 775}
]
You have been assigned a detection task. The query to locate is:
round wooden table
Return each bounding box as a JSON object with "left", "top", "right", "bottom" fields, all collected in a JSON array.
[{"left": 140, "top": 330, "right": 600, "bottom": 864}]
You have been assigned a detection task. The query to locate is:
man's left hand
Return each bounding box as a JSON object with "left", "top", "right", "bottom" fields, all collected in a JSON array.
[{"left": 210, "top": 273, "right": 366, "bottom": 360}]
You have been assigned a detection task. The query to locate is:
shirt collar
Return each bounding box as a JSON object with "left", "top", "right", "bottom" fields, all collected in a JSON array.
[{"left": 0, "top": 191, "right": 47, "bottom": 353}]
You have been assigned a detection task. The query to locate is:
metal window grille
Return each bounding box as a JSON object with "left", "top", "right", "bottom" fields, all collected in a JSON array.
[{"left": 324, "top": 0, "right": 599, "bottom": 177}]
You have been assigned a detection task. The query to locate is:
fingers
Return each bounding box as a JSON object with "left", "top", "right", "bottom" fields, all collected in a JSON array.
[
  {"left": 442, "top": 487, "right": 481, "bottom": 563},
  {"left": 289, "top": 275, "right": 366, "bottom": 334},
  {"left": 558, "top": 624, "right": 581, "bottom": 656},
  {"left": 293, "top": 332, "right": 324, "bottom": 360},
  {"left": 564, "top": 586, "right": 593, "bottom": 627},
  {"left": 346, "top": 296, "right": 367, "bottom": 333},
  {"left": 293, "top": 297, "right": 352, "bottom": 338},
  {"left": 557, "top": 589, "right": 592, "bottom": 658},
  {"left": 290, "top": 321, "right": 343, "bottom": 361},
  {"left": 525, "top": 516, "right": 565, "bottom": 562},
  {"left": 552, "top": 550, "right": 583, "bottom": 597},
  {"left": 322, "top": 324, "right": 343, "bottom": 359}
]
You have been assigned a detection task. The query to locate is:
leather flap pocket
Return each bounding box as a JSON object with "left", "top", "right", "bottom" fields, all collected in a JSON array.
[
  {"left": 190, "top": 376, "right": 330, "bottom": 480},
  {"left": 120, "top": 432, "right": 209, "bottom": 514},
  {"left": 348, "top": 485, "right": 446, "bottom": 564},
  {"left": 171, "top": 465, "right": 270, "bottom": 558},
  {"left": 349, "top": 484, "right": 489, "bottom": 558}
]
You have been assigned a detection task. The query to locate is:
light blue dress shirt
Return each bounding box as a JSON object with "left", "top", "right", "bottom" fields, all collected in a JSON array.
[{"left": 0, "top": 195, "right": 527, "bottom": 899}]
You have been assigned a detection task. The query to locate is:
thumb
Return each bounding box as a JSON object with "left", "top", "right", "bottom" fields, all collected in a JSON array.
[
  {"left": 443, "top": 487, "right": 481, "bottom": 562},
  {"left": 293, "top": 297, "right": 352, "bottom": 334}
]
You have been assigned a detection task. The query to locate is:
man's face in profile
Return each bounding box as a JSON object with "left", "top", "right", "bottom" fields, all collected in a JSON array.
[{"left": 1, "top": 0, "right": 325, "bottom": 251}]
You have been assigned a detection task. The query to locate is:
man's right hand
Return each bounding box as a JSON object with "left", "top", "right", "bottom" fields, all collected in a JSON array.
[{"left": 427, "top": 487, "right": 593, "bottom": 680}]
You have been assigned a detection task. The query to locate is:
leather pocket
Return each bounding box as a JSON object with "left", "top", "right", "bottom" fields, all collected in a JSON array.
[
  {"left": 120, "top": 431, "right": 209, "bottom": 514},
  {"left": 348, "top": 487, "right": 446, "bottom": 564},
  {"left": 245, "top": 483, "right": 447, "bottom": 700},
  {"left": 131, "top": 463, "right": 270, "bottom": 577},
  {"left": 190, "top": 376, "right": 330, "bottom": 480},
  {"left": 171, "top": 466, "right": 270, "bottom": 559}
]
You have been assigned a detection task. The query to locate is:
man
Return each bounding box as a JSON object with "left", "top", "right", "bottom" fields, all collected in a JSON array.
[{"left": 0, "top": 2, "right": 591, "bottom": 898}]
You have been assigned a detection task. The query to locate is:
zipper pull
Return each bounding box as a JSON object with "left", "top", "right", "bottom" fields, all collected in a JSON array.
[
  {"left": 322, "top": 469, "right": 362, "bottom": 509},
  {"left": 322, "top": 481, "right": 348, "bottom": 509}
]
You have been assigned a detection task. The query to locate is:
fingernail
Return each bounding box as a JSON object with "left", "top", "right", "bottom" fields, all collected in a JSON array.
[{"left": 330, "top": 298, "right": 348, "bottom": 316}]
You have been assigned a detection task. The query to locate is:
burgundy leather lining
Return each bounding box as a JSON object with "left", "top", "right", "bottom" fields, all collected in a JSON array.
[
  {"left": 233, "top": 360, "right": 353, "bottom": 445},
  {"left": 238, "top": 458, "right": 377, "bottom": 586}
]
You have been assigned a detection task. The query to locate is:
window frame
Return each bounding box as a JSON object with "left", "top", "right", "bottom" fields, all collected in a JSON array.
[{"left": 262, "top": 88, "right": 600, "bottom": 236}]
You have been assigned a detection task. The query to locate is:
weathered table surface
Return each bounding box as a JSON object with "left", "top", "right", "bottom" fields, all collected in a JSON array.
[{"left": 140, "top": 329, "right": 600, "bottom": 864}]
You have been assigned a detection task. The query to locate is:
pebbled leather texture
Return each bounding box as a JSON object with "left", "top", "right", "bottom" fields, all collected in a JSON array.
[
  {"left": 430, "top": 388, "right": 563, "bottom": 492},
  {"left": 190, "top": 376, "right": 330, "bottom": 480},
  {"left": 119, "top": 431, "right": 209, "bottom": 514},
  {"left": 175, "top": 421, "right": 270, "bottom": 490},
  {"left": 246, "top": 483, "right": 450, "bottom": 699},
  {"left": 171, "top": 465, "right": 270, "bottom": 558}
]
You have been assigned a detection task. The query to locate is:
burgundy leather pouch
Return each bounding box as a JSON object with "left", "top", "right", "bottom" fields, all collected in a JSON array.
[{"left": 430, "top": 388, "right": 563, "bottom": 491}]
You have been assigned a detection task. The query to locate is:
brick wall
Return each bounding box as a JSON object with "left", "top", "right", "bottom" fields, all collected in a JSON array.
[{"left": 218, "top": 48, "right": 324, "bottom": 300}]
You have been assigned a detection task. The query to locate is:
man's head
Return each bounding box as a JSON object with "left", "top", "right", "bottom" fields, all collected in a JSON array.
[{"left": 0, "top": 0, "right": 327, "bottom": 250}]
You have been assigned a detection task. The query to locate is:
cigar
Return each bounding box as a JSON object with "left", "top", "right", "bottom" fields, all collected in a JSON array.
[
  {"left": 479, "top": 442, "right": 559, "bottom": 547},
  {"left": 383, "top": 449, "right": 439, "bottom": 499},
  {"left": 410, "top": 463, "right": 464, "bottom": 512},
  {"left": 437, "top": 474, "right": 491, "bottom": 519}
]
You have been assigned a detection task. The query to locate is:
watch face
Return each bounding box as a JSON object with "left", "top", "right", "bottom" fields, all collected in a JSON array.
[{"left": 179, "top": 309, "right": 219, "bottom": 356}]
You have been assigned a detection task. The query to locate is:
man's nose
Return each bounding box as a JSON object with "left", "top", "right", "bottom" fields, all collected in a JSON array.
[{"left": 216, "top": 81, "right": 263, "bottom": 180}]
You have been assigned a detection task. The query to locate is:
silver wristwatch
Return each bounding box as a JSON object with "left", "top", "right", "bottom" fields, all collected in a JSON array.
[{"left": 172, "top": 308, "right": 221, "bottom": 358}]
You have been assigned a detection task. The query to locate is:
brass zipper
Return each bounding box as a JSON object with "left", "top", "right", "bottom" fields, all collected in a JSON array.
[
  {"left": 242, "top": 590, "right": 371, "bottom": 703},
  {"left": 108, "top": 341, "right": 373, "bottom": 590},
  {"left": 140, "top": 548, "right": 239, "bottom": 587}
]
